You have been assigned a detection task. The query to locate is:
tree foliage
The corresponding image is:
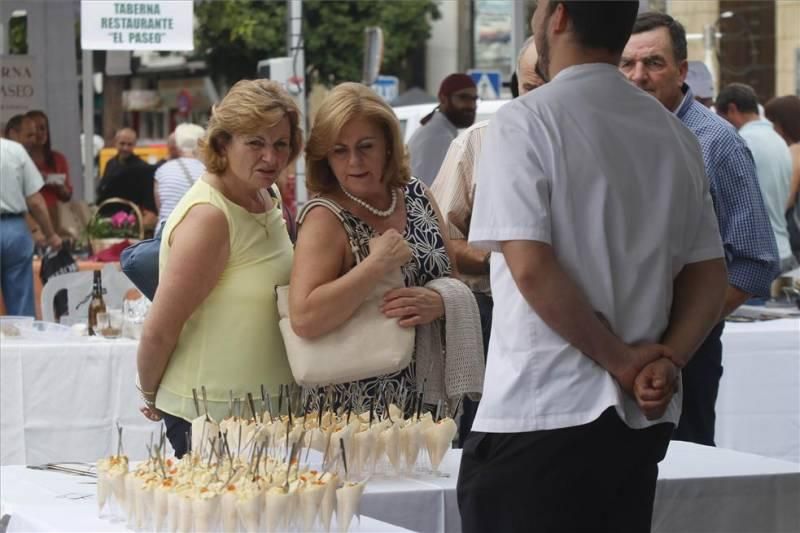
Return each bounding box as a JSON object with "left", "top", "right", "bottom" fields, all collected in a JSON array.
[{"left": 194, "top": 0, "right": 440, "bottom": 88}]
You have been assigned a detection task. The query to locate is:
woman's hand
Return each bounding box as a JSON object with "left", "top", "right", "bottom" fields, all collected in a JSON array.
[
  {"left": 137, "top": 382, "right": 161, "bottom": 421},
  {"left": 381, "top": 287, "right": 444, "bottom": 327},
  {"left": 369, "top": 229, "right": 412, "bottom": 273},
  {"left": 140, "top": 404, "right": 162, "bottom": 421}
]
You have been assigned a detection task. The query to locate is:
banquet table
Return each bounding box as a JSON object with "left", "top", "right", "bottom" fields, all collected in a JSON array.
[
  {"left": 1, "top": 316, "right": 798, "bottom": 468},
  {"left": 716, "top": 317, "right": 800, "bottom": 463},
  {"left": 355, "top": 442, "right": 800, "bottom": 533},
  {"left": 0, "top": 336, "right": 155, "bottom": 467},
  {"left": 0, "top": 466, "right": 412, "bottom": 533}
]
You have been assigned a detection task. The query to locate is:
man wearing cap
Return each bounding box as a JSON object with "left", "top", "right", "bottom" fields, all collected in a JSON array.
[{"left": 407, "top": 73, "right": 477, "bottom": 186}]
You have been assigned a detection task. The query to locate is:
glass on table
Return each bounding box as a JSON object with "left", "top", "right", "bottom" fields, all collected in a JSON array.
[{"left": 96, "top": 309, "right": 123, "bottom": 339}]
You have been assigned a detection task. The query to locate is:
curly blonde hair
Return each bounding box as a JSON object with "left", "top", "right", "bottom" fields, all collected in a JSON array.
[
  {"left": 199, "top": 79, "right": 303, "bottom": 175},
  {"left": 305, "top": 82, "right": 410, "bottom": 194}
]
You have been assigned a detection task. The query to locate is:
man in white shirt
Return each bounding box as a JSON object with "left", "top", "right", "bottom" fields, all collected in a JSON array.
[
  {"left": 458, "top": 2, "right": 728, "bottom": 532},
  {"left": 0, "top": 138, "right": 62, "bottom": 316},
  {"left": 407, "top": 73, "right": 477, "bottom": 186}
]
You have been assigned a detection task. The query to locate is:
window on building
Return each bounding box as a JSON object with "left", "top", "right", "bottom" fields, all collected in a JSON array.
[{"left": 8, "top": 10, "right": 28, "bottom": 55}]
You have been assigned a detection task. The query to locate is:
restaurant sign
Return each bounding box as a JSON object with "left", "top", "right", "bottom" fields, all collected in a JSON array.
[
  {"left": 0, "top": 55, "right": 42, "bottom": 128},
  {"left": 81, "top": 1, "right": 194, "bottom": 51}
]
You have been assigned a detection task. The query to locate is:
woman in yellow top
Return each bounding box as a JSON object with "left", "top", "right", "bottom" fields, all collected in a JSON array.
[{"left": 136, "top": 79, "right": 303, "bottom": 456}]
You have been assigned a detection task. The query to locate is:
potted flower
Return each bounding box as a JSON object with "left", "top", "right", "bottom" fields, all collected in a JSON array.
[{"left": 86, "top": 198, "right": 144, "bottom": 255}]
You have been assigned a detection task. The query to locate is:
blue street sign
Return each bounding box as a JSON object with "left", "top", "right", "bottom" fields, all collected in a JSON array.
[
  {"left": 371, "top": 75, "right": 400, "bottom": 103},
  {"left": 467, "top": 69, "right": 502, "bottom": 100}
]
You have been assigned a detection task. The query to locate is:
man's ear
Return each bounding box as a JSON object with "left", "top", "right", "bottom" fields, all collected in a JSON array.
[
  {"left": 678, "top": 60, "right": 689, "bottom": 85},
  {"left": 551, "top": 2, "right": 570, "bottom": 34},
  {"left": 438, "top": 93, "right": 448, "bottom": 110}
]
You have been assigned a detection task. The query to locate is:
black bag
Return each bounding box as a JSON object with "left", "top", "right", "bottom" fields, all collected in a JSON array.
[{"left": 39, "top": 247, "right": 78, "bottom": 321}]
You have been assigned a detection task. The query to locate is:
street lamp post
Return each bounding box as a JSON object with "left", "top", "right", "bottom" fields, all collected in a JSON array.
[{"left": 286, "top": 0, "right": 307, "bottom": 207}]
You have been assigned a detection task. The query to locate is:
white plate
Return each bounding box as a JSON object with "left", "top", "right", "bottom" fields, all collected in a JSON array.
[{"left": 46, "top": 173, "right": 66, "bottom": 185}]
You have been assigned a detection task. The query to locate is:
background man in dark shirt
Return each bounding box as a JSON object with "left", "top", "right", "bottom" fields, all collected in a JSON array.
[{"left": 96, "top": 128, "right": 157, "bottom": 225}]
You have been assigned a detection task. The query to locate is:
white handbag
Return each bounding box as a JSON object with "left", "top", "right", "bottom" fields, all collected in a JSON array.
[{"left": 275, "top": 198, "right": 415, "bottom": 386}]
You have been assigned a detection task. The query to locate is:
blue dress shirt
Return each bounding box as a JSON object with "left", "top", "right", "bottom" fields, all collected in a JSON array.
[{"left": 675, "top": 85, "right": 779, "bottom": 296}]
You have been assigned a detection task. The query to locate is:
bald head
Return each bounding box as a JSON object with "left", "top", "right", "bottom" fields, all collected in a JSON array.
[
  {"left": 114, "top": 128, "right": 137, "bottom": 160},
  {"left": 517, "top": 37, "right": 545, "bottom": 95}
]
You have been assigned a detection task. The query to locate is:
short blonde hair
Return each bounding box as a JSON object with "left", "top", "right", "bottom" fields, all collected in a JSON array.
[
  {"left": 306, "top": 82, "right": 410, "bottom": 195},
  {"left": 199, "top": 79, "right": 303, "bottom": 175}
]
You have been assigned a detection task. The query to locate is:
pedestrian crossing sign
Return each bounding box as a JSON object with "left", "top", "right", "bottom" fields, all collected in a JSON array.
[{"left": 468, "top": 69, "right": 502, "bottom": 100}]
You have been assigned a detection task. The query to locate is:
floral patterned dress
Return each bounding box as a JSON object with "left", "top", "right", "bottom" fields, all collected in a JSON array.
[{"left": 305, "top": 178, "right": 452, "bottom": 412}]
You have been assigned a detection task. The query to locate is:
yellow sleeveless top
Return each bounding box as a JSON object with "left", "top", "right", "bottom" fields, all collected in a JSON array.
[{"left": 155, "top": 178, "right": 294, "bottom": 421}]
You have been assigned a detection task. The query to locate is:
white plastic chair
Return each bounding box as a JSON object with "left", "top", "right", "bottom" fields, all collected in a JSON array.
[{"left": 40, "top": 264, "right": 139, "bottom": 323}]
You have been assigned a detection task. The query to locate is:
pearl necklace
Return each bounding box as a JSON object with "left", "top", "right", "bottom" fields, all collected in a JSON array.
[{"left": 340, "top": 186, "right": 398, "bottom": 218}]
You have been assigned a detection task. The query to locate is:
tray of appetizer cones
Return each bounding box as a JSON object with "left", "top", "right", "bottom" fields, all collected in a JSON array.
[{"left": 95, "top": 382, "right": 460, "bottom": 532}]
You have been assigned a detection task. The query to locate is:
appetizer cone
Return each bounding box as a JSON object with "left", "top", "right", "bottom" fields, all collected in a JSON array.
[{"left": 336, "top": 480, "right": 367, "bottom": 533}]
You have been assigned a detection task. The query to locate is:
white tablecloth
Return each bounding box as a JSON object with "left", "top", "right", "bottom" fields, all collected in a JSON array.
[
  {"left": 3, "top": 317, "right": 796, "bottom": 467},
  {"left": 0, "top": 465, "right": 411, "bottom": 533},
  {"left": 717, "top": 318, "right": 800, "bottom": 463},
  {"left": 0, "top": 337, "right": 157, "bottom": 466},
  {"left": 356, "top": 442, "right": 800, "bottom": 533}
]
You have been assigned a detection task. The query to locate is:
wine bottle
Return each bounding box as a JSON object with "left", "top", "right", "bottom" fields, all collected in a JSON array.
[{"left": 87, "top": 271, "right": 107, "bottom": 336}]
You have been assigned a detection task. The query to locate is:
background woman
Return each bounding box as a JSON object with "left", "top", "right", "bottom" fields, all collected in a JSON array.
[
  {"left": 289, "top": 82, "right": 456, "bottom": 404},
  {"left": 25, "top": 110, "right": 72, "bottom": 233},
  {"left": 136, "top": 80, "right": 303, "bottom": 456},
  {"left": 765, "top": 95, "right": 800, "bottom": 259}
]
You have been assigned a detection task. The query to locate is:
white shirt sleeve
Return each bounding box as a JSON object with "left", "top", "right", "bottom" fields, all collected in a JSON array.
[{"left": 468, "top": 104, "right": 552, "bottom": 252}]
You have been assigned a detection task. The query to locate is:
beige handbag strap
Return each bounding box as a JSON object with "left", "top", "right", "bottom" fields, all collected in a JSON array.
[{"left": 297, "top": 198, "right": 365, "bottom": 263}]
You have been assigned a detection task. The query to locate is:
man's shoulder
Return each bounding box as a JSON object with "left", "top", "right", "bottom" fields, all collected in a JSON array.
[
  {"left": 407, "top": 119, "right": 431, "bottom": 145},
  {"left": 681, "top": 102, "right": 747, "bottom": 158},
  {"left": 0, "top": 138, "right": 26, "bottom": 158},
  {"left": 452, "top": 120, "right": 489, "bottom": 147},
  {"left": 681, "top": 101, "right": 736, "bottom": 140}
]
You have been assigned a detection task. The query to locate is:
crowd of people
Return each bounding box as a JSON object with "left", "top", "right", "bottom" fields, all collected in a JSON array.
[{"left": 3, "top": 1, "right": 800, "bottom": 531}]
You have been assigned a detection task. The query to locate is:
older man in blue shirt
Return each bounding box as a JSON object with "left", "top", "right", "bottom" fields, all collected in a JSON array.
[{"left": 621, "top": 12, "right": 779, "bottom": 446}]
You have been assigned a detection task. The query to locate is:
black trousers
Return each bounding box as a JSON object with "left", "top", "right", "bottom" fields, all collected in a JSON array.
[
  {"left": 458, "top": 291, "right": 493, "bottom": 448},
  {"left": 673, "top": 321, "right": 724, "bottom": 446},
  {"left": 457, "top": 408, "right": 673, "bottom": 533},
  {"left": 162, "top": 412, "right": 192, "bottom": 458}
]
